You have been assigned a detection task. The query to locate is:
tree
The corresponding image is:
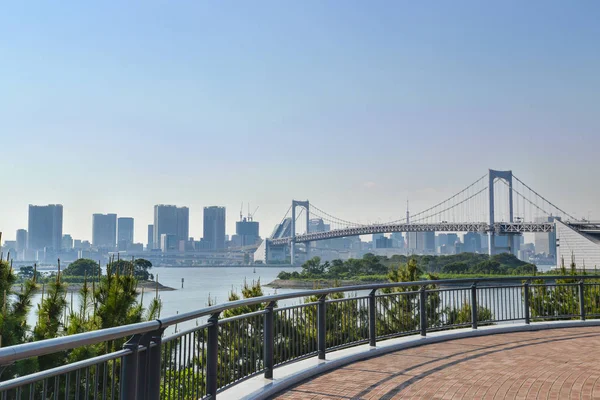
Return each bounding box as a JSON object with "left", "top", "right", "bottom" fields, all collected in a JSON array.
[
  {"left": 134, "top": 259, "right": 154, "bottom": 280},
  {"left": 62, "top": 259, "right": 100, "bottom": 277},
  {"left": 18, "top": 266, "right": 42, "bottom": 281},
  {"left": 302, "top": 257, "right": 325, "bottom": 276},
  {"left": 108, "top": 259, "right": 153, "bottom": 281},
  {"left": 442, "top": 262, "right": 469, "bottom": 274}
]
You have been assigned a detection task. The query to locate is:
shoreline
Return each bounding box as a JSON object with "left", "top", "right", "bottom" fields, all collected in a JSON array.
[
  {"left": 11, "top": 280, "right": 176, "bottom": 293},
  {"left": 265, "top": 278, "right": 385, "bottom": 289}
]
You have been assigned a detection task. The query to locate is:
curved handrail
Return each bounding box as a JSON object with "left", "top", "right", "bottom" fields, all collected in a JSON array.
[
  {"left": 158, "top": 275, "right": 600, "bottom": 327},
  {"left": 0, "top": 274, "right": 595, "bottom": 366}
]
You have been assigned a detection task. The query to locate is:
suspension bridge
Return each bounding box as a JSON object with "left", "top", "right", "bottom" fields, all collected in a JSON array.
[{"left": 264, "top": 169, "right": 599, "bottom": 261}]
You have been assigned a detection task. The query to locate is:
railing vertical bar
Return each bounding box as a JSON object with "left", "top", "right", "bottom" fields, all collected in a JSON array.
[
  {"left": 580, "top": 281, "right": 586, "bottom": 321},
  {"left": 206, "top": 312, "right": 220, "bottom": 398},
  {"left": 54, "top": 374, "right": 59, "bottom": 400},
  {"left": 201, "top": 330, "right": 206, "bottom": 398},
  {"left": 65, "top": 371, "right": 70, "bottom": 400},
  {"left": 94, "top": 362, "right": 100, "bottom": 400},
  {"left": 419, "top": 286, "right": 427, "bottom": 336},
  {"left": 74, "top": 369, "right": 80, "bottom": 399},
  {"left": 318, "top": 295, "right": 326, "bottom": 360},
  {"left": 85, "top": 366, "right": 90, "bottom": 400},
  {"left": 471, "top": 284, "right": 478, "bottom": 329},
  {"left": 524, "top": 282, "right": 530, "bottom": 324}
]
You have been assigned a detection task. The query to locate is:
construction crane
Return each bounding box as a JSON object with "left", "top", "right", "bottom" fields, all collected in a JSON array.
[{"left": 249, "top": 206, "right": 259, "bottom": 221}]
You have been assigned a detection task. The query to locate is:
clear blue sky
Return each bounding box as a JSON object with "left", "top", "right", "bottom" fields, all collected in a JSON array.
[{"left": 1, "top": 1, "right": 599, "bottom": 243}]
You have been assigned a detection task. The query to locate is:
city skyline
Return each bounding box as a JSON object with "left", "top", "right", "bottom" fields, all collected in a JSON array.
[{"left": 1, "top": 2, "right": 599, "bottom": 243}]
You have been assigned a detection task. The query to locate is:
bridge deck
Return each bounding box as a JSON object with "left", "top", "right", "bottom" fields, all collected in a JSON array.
[{"left": 274, "top": 326, "right": 600, "bottom": 399}]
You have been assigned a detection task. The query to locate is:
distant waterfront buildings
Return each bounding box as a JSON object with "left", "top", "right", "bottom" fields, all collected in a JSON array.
[
  {"left": 160, "top": 234, "right": 178, "bottom": 252},
  {"left": 16, "top": 229, "right": 27, "bottom": 252},
  {"left": 62, "top": 234, "right": 73, "bottom": 250},
  {"left": 28, "top": 204, "right": 63, "bottom": 251},
  {"left": 463, "top": 232, "right": 482, "bottom": 253},
  {"left": 117, "top": 217, "right": 134, "bottom": 251},
  {"left": 233, "top": 218, "right": 260, "bottom": 247},
  {"left": 535, "top": 216, "right": 560, "bottom": 257},
  {"left": 423, "top": 232, "right": 436, "bottom": 253},
  {"left": 92, "top": 213, "right": 117, "bottom": 249},
  {"left": 203, "top": 206, "right": 226, "bottom": 250},
  {"left": 147, "top": 224, "right": 154, "bottom": 250},
  {"left": 153, "top": 205, "right": 189, "bottom": 251}
]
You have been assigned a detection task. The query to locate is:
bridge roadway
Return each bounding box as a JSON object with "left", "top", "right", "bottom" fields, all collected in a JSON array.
[{"left": 269, "top": 222, "right": 556, "bottom": 246}]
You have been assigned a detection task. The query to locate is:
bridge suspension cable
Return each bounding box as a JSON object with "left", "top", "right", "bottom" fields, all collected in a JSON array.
[
  {"left": 497, "top": 178, "right": 571, "bottom": 221},
  {"left": 382, "top": 173, "right": 488, "bottom": 224},
  {"left": 309, "top": 203, "right": 365, "bottom": 228},
  {"left": 512, "top": 174, "right": 578, "bottom": 221},
  {"left": 410, "top": 186, "right": 488, "bottom": 223}
]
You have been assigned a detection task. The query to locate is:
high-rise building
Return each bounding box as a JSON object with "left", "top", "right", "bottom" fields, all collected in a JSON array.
[
  {"left": 372, "top": 234, "right": 385, "bottom": 249},
  {"left": 28, "top": 204, "right": 63, "bottom": 250},
  {"left": 463, "top": 232, "right": 482, "bottom": 253},
  {"left": 423, "top": 232, "right": 436, "bottom": 253},
  {"left": 391, "top": 232, "right": 404, "bottom": 248},
  {"left": 92, "top": 213, "right": 117, "bottom": 249},
  {"left": 62, "top": 234, "right": 73, "bottom": 250},
  {"left": 117, "top": 217, "right": 134, "bottom": 250},
  {"left": 147, "top": 225, "right": 154, "bottom": 250},
  {"left": 407, "top": 232, "right": 418, "bottom": 252},
  {"left": 153, "top": 205, "right": 189, "bottom": 251},
  {"left": 235, "top": 218, "right": 260, "bottom": 247},
  {"left": 160, "top": 234, "right": 178, "bottom": 252},
  {"left": 203, "top": 206, "right": 226, "bottom": 250},
  {"left": 16, "top": 229, "right": 27, "bottom": 252},
  {"left": 535, "top": 216, "right": 560, "bottom": 256}
]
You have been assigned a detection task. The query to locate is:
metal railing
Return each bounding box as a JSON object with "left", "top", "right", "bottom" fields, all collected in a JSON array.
[{"left": 1, "top": 275, "right": 599, "bottom": 399}]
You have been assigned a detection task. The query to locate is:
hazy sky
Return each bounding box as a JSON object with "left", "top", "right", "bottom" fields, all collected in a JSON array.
[{"left": 1, "top": 1, "right": 599, "bottom": 243}]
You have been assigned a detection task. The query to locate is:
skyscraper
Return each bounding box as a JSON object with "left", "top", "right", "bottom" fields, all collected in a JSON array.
[
  {"left": 16, "top": 229, "right": 27, "bottom": 252},
  {"left": 535, "top": 216, "right": 560, "bottom": 256},
  {"left": 153, "top": 205, "right": 189, "bottom": 251},
  {"left": 28, "top": 204, "right": 63, "bottom": 250},
  {"left": 62, "top": 234, "right": 73, "bottom": 249},
  {"left": 92, "top": 213, "right": 117, "bottom": 249},
  {"left": 147, "top": 224, "right": 154, "bottom": 250},
  {"left": 235, "top": 218, "right": 260, "bottom": 246},
  {"left": 463, "top": 232, "right": 482, "bottom": 253},
  {"left": 423, "top": 232, "right": 436, "bottom": 253},
  {"left": 203, "top": 206, "right": 226, "bottom": 250},
  {"left": 117, "top": 217, "right": 134, "bottom": 250}
]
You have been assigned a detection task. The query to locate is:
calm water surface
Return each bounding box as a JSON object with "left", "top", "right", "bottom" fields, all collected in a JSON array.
[
  {"left": 25, "top": 264, "right": 556, "bottom": 336},
  {"left": 27, "top": 266, "right": 304, "bottom": 335}
]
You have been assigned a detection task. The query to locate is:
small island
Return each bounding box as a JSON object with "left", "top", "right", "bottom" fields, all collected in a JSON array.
[
  {"left": 13, "top": 258, "right": 175, "bottom": 292},
  {"left": 267, "top": 253, "right": 538, "bottom": 289}
]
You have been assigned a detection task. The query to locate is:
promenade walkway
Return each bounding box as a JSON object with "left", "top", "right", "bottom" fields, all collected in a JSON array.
[{"left": 273, "top": 326, "right": 600, "bottom": 399}]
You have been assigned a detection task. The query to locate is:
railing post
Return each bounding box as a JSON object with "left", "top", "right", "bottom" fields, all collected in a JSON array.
[
  {"left": 264, "top": 301, "right": 276, "bottom": 379},
  {"left": 206, "top": 312, "right": 220, "bottom": 399},
  {"left": 471, "top": 283, "right": 478, "bottom": 330},
  {"left": 135, "top": 333, "right": 153, "bottom": 400},
  {"left": 146, "top": 327, "right": 165, "bottom": 400},
  {"left": 579, "top": 280, "right": 586, "bottom": 321},
  {"left": 369, "top": 290, "right": 377, "bottom": 346},
  {"left": 121, "top": 334, "right": 142, "bottom": 400},
  {"left": 523, "top": 281, "right": 530, "bottom": 325},
  {"left": 419, "top": 285, "right": 427, "bottom": 337},
  {"left": 317, "top": 295, "right": 327, "bottom": 360}
]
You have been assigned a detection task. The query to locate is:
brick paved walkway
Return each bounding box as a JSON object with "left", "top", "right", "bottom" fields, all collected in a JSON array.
[{"left": 273, "top": 326, "right": 600, "bottom": 399}]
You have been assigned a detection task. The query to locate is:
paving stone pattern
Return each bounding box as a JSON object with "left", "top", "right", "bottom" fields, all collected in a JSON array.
[{"left": 273, "top": 327, "right": 600, "bottom": 399}]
